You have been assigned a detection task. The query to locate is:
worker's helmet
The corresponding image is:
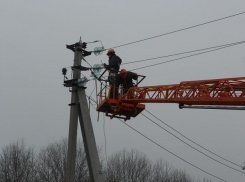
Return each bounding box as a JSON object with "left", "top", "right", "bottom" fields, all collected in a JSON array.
[
  {"left": 120, "top": 69, "right": 127, "bottom": 78},
  {"left": 107, "top": 49, "right": 115, "bottom": 56}
]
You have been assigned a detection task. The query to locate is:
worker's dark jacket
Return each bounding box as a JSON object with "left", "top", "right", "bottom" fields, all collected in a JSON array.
[
  {"left": 108, "top": 54, "right": 122, "bottom": 71},
  {"left": 107, "top": 54, "right": 122, "bottom": 98},
  {"left": 119, "top": 72, "right": 138, "bottom": 89}
]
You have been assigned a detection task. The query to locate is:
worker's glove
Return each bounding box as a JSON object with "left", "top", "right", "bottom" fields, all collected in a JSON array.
[{"left": 103, "top": 63, "right": 109, "bottom": 70}]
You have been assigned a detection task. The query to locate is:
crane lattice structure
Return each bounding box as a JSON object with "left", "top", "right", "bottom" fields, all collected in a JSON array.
[{"left": 97, "top": 74, "right": 245, "bottom": 120}]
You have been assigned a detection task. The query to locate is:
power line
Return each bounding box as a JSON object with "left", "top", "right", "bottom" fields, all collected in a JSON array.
[
  {"left": 141, "top": 113, "right": 245, "bottom": 174},
  {"left": 88, "top": 80, "right": 242, "bottom": 171},
  {"left": 107, "top": 11, "right": 245, "bottom": 50},
  {"left": 88, "top": 95, "right": 235, "bottom": 180},
  {"left": 118, "top": 118, "right": 228, "bottom": 182},
  {"left": 145, "top": 109, "right": 241, "bottom": 168},
  {"left": 122, "top": 41, "right": 245, "bottom": 65},
  {"left": 129, "top": 41, "right": 245, "bottom": 71}
]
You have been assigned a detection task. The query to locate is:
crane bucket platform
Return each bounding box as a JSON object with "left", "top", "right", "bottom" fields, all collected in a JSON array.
[
  {"left": 96, "top": 70, "right": 146, "bottom": 120},
  {"left": 96, "top": 97, "right": 145, "bottom": 120},
  {"left": 96, "top": 70, "right": 245, "bottom": 120}
]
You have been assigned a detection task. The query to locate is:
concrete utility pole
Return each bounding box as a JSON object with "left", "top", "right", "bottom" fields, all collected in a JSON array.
[{"left": 65, "top": 40, "right": 104, "bottom": 182}]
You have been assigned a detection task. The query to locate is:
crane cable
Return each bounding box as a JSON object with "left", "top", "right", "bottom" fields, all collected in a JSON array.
[
  {"left": 117, "top": 118, "right": 228, "bottom": 182},
  {"left": 144, "top": 109, "right": 241, "bottom": 168},
  {"left": 129, "top": 41, "right": 245, "bottom": 71},
  {"left": 122, "top": 41, "right": 245, "bottom": 65},
  {"left": 105, "top": 11, "right": 245, "bottom": 50},
  {"left": 141, "top": 113, "right": 245, "bottom": 174}
]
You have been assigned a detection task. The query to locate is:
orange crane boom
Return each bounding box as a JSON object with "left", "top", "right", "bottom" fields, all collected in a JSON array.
[
  {"left": 123, "top": 77, "right": 245, "bottom": 105},
  {"left": 97, "top": 76, "right": 245, "bottom": 120}
]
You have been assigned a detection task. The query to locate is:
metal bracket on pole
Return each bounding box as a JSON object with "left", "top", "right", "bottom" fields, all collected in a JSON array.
[{"left": 68, "top": 103, "right": 79, "bottom": 106}]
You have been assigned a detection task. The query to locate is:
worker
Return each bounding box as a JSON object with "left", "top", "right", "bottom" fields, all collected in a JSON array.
[
  {"left": 104, "top": 49, "right": 122, "bottom": 99},
  {"left": 104, "top": 49, "right": 122, "bottom": 71},
  {"left": 119, "top": 69, "right": 138, "bottom": 95}
]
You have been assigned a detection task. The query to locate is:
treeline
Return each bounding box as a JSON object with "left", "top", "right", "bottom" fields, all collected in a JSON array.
[{"left": 0, "top": 139, "right": 212, "bottom": 182}]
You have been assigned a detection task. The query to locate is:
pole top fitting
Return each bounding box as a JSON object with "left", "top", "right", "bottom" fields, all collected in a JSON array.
[{"left": 79, "top": 36, "right": 82, "bottom": 44}]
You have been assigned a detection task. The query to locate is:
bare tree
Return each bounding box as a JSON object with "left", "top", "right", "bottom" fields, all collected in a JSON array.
[
  {"left": 152, "top": 159, "right": 172, "bottom": 182},
  {"left": 36, "top": 139, "right": 90, "bottom": 182},
  {"left": 169, "top": 169, "right": 193, "bottom": 182},
  {"left": 152, "top": 158, "right": 214, "bottom": 182},
  {"left": 74, "top": 140, "right": 90, "bottom": 182},
  {"left": 0, "top": 139, "right": 213, "bottom": 182},
  {"left": 0, "top": 140, "right": 36, "bottom": 182},
  {"left": 105, "top": 149, "right": 152, "bottom": 182},
  {"left": 36, "top": 139, "right": 67, "bottom": 182}
]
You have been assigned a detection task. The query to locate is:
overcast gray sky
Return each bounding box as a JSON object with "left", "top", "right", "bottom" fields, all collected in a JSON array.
[{"left": 1, "top": 0, "right": 245, "bottom": 181}]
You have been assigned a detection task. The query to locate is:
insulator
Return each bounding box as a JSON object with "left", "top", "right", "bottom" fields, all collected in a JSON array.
[
  {"left": 90, "top": 64, "right": 103, "bottom": 79},
  {"left": 94, "top": 47, "right": 103, "bottom": 56},
  {"left": 77, "top": 77, "right": 88, "bottom": 87}
]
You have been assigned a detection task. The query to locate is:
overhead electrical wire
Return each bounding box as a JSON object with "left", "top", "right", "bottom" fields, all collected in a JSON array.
[
  {"left": 117, "top": 118, "right": 228, "bottom": 182},
  {"left": 141, "top": 113, "right": 245, "bottom": 174},
  {"left": 145, "top": 109, "right": 241, "bottom": 168},
  {"left": 107, "top": 11, "right": 245, "bottom": 50},
  {"left": 87, "top": 96, "right": 228, "bottom": 181},
  {"left": 129, "top": 41, "right": 245, "bottom": 71},
  {"left": 87, "top": 36, "right": 244, "bottom": 175},
  {"left": 78, "top": 12, "right": 245, "bottom": 179},
  {"left": 87, "top": 95, "right": 235, "bottom": 182},
  {"left": 122, "top": 41, "right": 245, "bottom": 65},
  {"left": 87, "top": 95, "right": 237, "bottom": 180}
]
